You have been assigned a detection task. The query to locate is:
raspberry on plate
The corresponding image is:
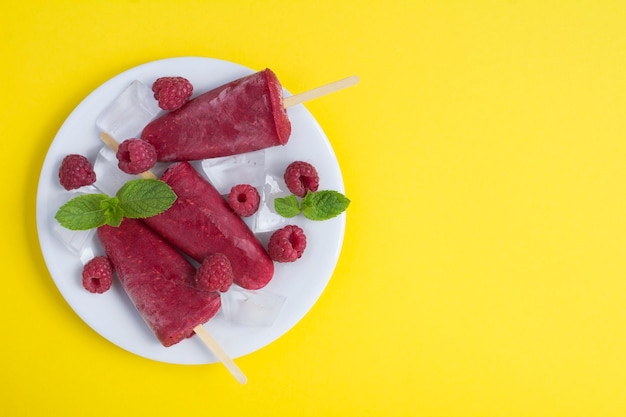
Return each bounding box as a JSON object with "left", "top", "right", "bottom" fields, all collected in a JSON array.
[
  {"left": 82, "top": 256, "right": 113, "bottom": 294},
  {"left": 283, "top": 161, "right": 319, "bottom": 198},
  {"left": 227, "top": 184, "right": 260, "bottom": 217},
  {"left": 116, "top": 138, "right": 157, "bottom": 175},
  {"left": 58, "top": 154, "right": 96, "bottom": 190},
  {"left": 196, "top": 253, "right": 234, "bottom": 292},
  {"left": 267, "top": 225, "right": 307, "bottom": 262},
  {"left": 152, "top": 76, "right": 193, "bottom": 111}
]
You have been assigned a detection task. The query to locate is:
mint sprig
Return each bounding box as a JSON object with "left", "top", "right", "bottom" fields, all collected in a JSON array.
[
  {"left": 274, "top": 190, "right": 350, "bottom": 221},
  {"left": 100, "top": 196, "right": 124, "bottom": 227},
  {"left": 55, "top": 179, "right": 177, "bottom": 230}
]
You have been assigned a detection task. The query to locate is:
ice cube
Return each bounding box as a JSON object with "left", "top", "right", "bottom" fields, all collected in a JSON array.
[
  {"left": 95, "top": 80, "right": 162, "bottom": 141},
  {"left": 201, "top": 150, "right": 266, "bottom": 195},
  {"left": 93, "top": 146, "right": 138, "bottom": 196},
  {"left": 53, "top": 222, "right": 96, "bottom": 264},
  {"left": 221, "top": 286, "right": 286, "bottom": 327},
  {"left": 52, "top": 189, "right": 98, "bottom": 264},
  {"left": 252, "top": 174, "right": 290, "bottom": 233}
]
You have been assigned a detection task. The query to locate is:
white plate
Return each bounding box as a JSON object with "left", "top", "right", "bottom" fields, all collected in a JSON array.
[{"left": 36, "top": 57, "right": 346, "bottom": 365}]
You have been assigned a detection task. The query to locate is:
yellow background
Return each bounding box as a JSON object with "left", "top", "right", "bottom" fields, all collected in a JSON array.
[{"left": 3, "top": 1, "right": 626, "bottom": 416}]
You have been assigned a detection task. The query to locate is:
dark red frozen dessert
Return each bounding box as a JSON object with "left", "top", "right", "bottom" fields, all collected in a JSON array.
[
  {"left": 97, "top": 219, "right": 221, "bottom": 347},
  {"left": 141, "top": 68, "right": 291, "bottom": 162},
  {"left": 142, "top": 161, "right": 275, "bottom": 290}
]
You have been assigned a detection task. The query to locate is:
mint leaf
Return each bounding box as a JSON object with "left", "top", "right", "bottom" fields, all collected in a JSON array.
[
  {"left": 301, "top": 190, "right": 350, "bottom": 221},
  {"left": 274, "top": 195, "right": 301, "bottom": 218},
  {"left": 101, "top": 196, "right": 124, "bottom": 227},
  {"left": 54, "top": 194, "right": 110, "bottom": 230},
  {"left": 116, "top": 179, "right": 177, "bottom": 218}
]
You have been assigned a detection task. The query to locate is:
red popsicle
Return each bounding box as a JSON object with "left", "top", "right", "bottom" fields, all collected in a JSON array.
[
  {"left": 97, "top": 218, "right": 222, "bottom": 347},
  {"left": 142, "top": 161, "right": 274, "bottom": 290},
  {"left": 141, "top": 69, "right": 291, "bottom": 162}
]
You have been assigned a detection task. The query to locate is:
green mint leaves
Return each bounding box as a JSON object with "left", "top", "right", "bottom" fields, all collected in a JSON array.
[
  {"left": 116, "top": 179, "right": 176, "bottom": 218},
  {"left": 100, "top": 196, "right": 124, "bottom": 227},
  {"left": 55, "top": 179, "right": 177, "bottom": 230},
  {"left": 301, "top": 190, "right": 351, "bottom": 220},
  {"left": 274, "top": 195, "right": 301, "bottom": 218},
  {"left": 274, "top": 190, "right": 350, "bottom": 221},
  {"left": 55, "top": 194, "right": 110, "bottom": 230}
]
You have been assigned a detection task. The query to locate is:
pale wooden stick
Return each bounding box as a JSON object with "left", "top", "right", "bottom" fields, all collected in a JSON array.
[
  {"left": 194, "top": 325, "right": 247, "bottom": 384},
  {"left": 283, "top": 75, "right": 359, "bottom": 108},
  {"left": 99, "top": 132, "right": 121, "bottom": 152},
  {"left": 99, "top": 131, "right": 247, "bottom": 384}
]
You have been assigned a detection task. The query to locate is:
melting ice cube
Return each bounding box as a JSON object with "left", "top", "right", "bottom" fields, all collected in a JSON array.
[
  {"left": 201, "top": 150, "right": 266, "bottom": 195},
  {"left": 252, "top": 174, "right": 290, "bottom": 233},
  {"left": 95, "top": 80, "right": 162, "bottom": 141},
  {"left": 53, "top": 223, "right": 96, "bottom": 265},
  {"left": 221, "top": 286, "right": 286, "bottom": 327},
  {"left": 53, "top": 188, "right": 99, "bottom": 264}
]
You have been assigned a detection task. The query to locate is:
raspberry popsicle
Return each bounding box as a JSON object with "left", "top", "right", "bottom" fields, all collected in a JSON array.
[
  {"left": 97, "top": 218, "right": 221, "bottom": 347},
  {"left": 141, "top": 69, "right": 291, "bottom": 162},
  {"left": 142, "top": 161, "right": 274, "bottom": 290}
]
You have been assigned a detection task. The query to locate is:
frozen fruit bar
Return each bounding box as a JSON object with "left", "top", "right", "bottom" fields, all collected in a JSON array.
[
  {"left": 97, "top": 218, "right": 221, "bottom": 347},
  {"left": 141, "top": 69, "right": 291, "bottom": 161},
  {"left": 142, "top": 162, "right": 274, "bottom": 290}
]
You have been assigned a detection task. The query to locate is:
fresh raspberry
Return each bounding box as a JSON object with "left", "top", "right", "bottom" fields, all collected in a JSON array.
[
  {"left": 82, "top": 256, "right": 113, "bottom": 294},
  {"left": 58, "top": 154, "right": 96, "bottom": 190},
  {"left": 152, "top": 76, "right": 193, "bottom": 111},
  {"left": 227, "top": 184, "right": 260, "bottom": 217},
  {"left": 196, "top": 253, "right": 233, "bottom": 292},
  {"left": 116, "top": 138, "right": 157, "bottom": 175},
  {"left": 267, "top": 225, "right": 307, "bottom": 262},
  {"left": 283, "top": 161, "right": 319, "bottom": 198}
]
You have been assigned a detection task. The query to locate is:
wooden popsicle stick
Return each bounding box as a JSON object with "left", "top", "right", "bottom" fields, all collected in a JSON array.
[
  {"left": 99, "top": 130, "right": 247, "bottom": 384},
  {"left": 99, "top": 132, "right": 120, "bottom": 152},
  {"left": 194, "top": 325, "right": 247, "bottom": 384},
  {"left": 283, "top": 75, "right": 359, "bottom": 108}
]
